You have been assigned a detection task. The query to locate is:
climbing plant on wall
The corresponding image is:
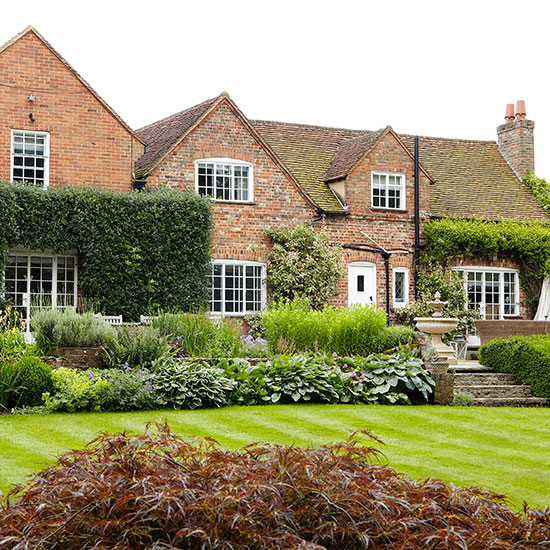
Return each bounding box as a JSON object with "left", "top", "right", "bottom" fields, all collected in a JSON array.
[
  {"left": 266, "top": 225, "right": 343, "bottom": 310},
  {"left": 0, "top": 183, "right": 213, "bottom": 320},
  {"left": 423, "top": 217, "right": 550, "bottom": 314}
]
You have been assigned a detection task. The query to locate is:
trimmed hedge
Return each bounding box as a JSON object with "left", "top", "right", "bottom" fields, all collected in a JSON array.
[
  {"left": 479, "top": 334, "right": 550, "bottom": 399},
  {"left": 0, "top": 184, "right": 212, "bottom": 320}
]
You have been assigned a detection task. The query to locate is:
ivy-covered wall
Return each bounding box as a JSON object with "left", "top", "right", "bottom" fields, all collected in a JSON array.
[
  {"left": 423, "top": 218, "right": 550, "bottom": 314},
  {"left": 0, "top": 184, "right": 213, "bottom": 320}
]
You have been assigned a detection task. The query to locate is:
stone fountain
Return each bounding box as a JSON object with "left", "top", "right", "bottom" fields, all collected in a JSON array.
[{"left": 414, "top": 292, "right": 458, "bottom": 366}]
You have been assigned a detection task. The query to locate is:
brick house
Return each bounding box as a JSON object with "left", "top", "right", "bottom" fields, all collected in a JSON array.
[
  {"left": 135, "top": 92, "right": 548, "bottom": 322},
  {"left": 1, "top": 26, "right": 548, "bottom": 325},
  {"left": 0, "top": 26, "right": 144, "bottom": 319}
]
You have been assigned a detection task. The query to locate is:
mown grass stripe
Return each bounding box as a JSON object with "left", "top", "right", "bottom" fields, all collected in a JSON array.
[{"left": 1, "top": 405, "right": 550, "bottom": 510}]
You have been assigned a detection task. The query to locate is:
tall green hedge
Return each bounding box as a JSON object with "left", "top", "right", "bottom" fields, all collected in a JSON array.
[{"left": 0, "top": 183, "right": 212, "bottom": 320}]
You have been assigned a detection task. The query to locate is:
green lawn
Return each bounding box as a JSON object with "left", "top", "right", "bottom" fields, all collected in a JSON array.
[{"left": 1, "top": 405, "right": 549, "bottom": 511}]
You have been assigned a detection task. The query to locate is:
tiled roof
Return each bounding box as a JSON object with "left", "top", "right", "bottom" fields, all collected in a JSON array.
[
  {"left": 251, "top": 120, "right": 363, "bottom": 212},
  {"left": 253, "top": 120, "right": 549, "bottom": 221},
  {"left": 399, "top": 135, "right": 549, "bottom": 222},
  {"left": 135, "top": 96, "right": 218, "bottom": 176},
  {"left": 134, "top": 95, "right": 548, "bottom": 221},
  {"left": 326, "top": 127, "right": 389, "bottom": 182}
]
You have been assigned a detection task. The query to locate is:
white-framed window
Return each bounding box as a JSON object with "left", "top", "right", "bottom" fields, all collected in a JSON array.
[
  {"left": 453, "top": 267, "right": 519, "bottom": 320},
  {"left": 372, "top": 172, "right": 405, "bottom": 210},
  {"left": 210, "top": 260, "right": 266, "bottom": 316},
  {"left": 195, "top": 158, "right": 253, "bottom": 202},
  {"left": 4, "top": 251, "right": 78, "bottom": 323},
  {"left": 11, "top": 130, "right": 50, "bottom": 188},
  {"left": 393, "top": 267, "right": 409, "bottom": 307}
]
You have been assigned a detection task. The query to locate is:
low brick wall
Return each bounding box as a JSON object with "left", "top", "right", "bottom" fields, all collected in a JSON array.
[
  {"left": 475, "top": 320, "right": 550, "bottom": 345},
  {"left": 48, "top": 347, "right": 105, "bottom": 370}
]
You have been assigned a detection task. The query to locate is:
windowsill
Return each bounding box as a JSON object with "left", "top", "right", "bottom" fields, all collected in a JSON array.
[
  {"left": 210, "top": 199, "right": 255, "bottom": 205},
  {"left": 371, "top": 207, "right": 407, "bottom": 213}
]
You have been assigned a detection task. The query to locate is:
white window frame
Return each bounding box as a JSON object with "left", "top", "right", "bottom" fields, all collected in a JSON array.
[
  {"left": 210, "top": 260, "right": 266, "bottom": 316},
  {"left": 393, "top": 267, "right": 409, "bottom": 307},
  {"left": 10, "top": 129, "right": 50, "bottom": 188},
  {"left": 453, "top": 266, "right": 520, "bottom": 319},
  {"left": 4, "top": 250, "right": 78, "bottom": 324},
  {"left": 371, "top": 172, "right": 405, "bottom": 210},
  {"left": 195, "top": 158, "right": 254, "bottom": 203}
]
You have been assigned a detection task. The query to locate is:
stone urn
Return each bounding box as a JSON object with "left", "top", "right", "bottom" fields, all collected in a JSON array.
[{"left": 414, "top": 292, "right": 458, "bottom": 366}]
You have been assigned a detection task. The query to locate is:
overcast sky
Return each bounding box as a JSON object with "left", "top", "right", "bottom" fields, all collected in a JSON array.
[{"left": 2, "top": 0, "right": 549, "bottom": 180}]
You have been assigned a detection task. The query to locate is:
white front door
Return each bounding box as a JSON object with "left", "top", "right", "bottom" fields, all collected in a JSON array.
[{"left": 348, "top": 262, "right": 376, "bottom": 307}]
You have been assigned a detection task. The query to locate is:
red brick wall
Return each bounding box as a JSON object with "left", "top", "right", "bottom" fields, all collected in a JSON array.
[
  {"left": 320, "top": 132, "right": 431, "bottom": 312},
  {"left": 0, "top": 31, "right": 143, "bottom": 191},
  {"left": 146, "top": 100, "right": 314, "bottom": 263}
]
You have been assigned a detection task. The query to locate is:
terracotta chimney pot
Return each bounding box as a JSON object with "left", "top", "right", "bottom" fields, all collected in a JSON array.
[
  {"left": 516, "top": 100, "right": 526, "bottom": 120},
  {"left": 505, "top": 103, "right": 515, "bottom": 122}
]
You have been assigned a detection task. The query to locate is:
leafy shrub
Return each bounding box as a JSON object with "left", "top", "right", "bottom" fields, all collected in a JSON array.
[
  {"left": 2, "top": 423, "right": 549, "bottom": 549},
  {"left": 0, "top": 359, "right": 20, "bottom": 411},
  {"left": 31, "top": 308, "right": 116, "bottom": 352},
  {"left": 103, "top": 325, "right": 170, "bottom": 369},
  {"left": 262, "top": 298, "right": 387, "bottom": 355},
  {"left": 453, "top": 390, "right": 474, "bottom": 406},
  {"left": 10, "top": 356, "right": 53, "bottom": 408},
  {"left": 98, "top": 368, "right": 156, "bottom": 411},
  {"left": 334, "top": 352, "right": 434, "bottom": 404},
  {"left": 220, "top": 352, "right": 433, "bottom": 406},
  {"left": 266, "top": 224, "right": 344, "bottom": 309},
  {"left": 42, "top": 367, "right": 112, "bottom": 412},
  {"left": 152, "top": 311, "right": 242, "bottom": 357},
  {"left": 375, "top": 324, "right": 415, "bottom": 352},
  {"left": 479, "top": 334, "right": 550, "bottom": 399},
  {"left": 152, "top": 359, "right": 237, "bottom": 409}
]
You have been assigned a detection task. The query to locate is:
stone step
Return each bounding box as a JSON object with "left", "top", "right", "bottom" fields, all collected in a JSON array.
[
  {"left": 470, "top": 397, "right": 548, "bottom": 407},
  {"left": 455, "top": 384, "right": 533, "bottom": 399},
  {"left": 453, "top": 361, "right": 493, "bottom": 373},
  {"left": 454, "top": 372, "right": 518, "bottom": 385}
]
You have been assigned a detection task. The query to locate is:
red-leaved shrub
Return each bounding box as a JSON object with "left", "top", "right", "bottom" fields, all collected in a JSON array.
[{"left": 1, "top": 423, "right": 549, "bottom": 549}]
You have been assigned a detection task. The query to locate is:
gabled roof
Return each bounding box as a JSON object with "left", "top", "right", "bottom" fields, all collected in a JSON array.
[
  {"left": 0, "top": 26, "right": 144, "bottom": 146},
  {"left": 135, "top": 95, "right": 219, "bottom": 177},
  {"left": 134, "top": 93, "right": 549, "bottom": 221},
  {"left": 135, "top": 93, "right": 319, "bottom": 210},
  {"left": 252, "top": 120, "right": 549, "bottom": 221}
]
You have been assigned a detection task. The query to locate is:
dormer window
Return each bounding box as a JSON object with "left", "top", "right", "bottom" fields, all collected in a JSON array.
[
  {"left": 11, "top": 130, "right": 50, "bottom": 188},
  {"left": 372, "top": 172, "right": 405, "bottom": 210},
  {"left": 195, "top": 158, "right": 253, "bottom": 202}
]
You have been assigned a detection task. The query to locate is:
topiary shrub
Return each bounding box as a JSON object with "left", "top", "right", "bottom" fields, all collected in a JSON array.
[
  {"left": 479, "top": 334, "right": 550, "bottom": 399},
  {"left": 266, "top": 224, "right": 343, "bottom": 309},
  {"left": 11, "top": 356, "right": 53, "bottom": 407},
  {"left": 2, "top": 423, "right": 550, "bottom": 549}
]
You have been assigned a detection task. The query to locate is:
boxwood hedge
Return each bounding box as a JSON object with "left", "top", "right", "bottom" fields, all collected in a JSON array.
[
  {"left": 479, "top": 334, "right": 550, "bottom": 399},
  {"left": 0, "top": 183, "right": 212, "bottom": 320}
]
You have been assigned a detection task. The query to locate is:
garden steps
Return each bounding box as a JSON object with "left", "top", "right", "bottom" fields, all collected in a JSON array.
[{"left": 453, "top": 361, "right": 548, "bottom": 407}]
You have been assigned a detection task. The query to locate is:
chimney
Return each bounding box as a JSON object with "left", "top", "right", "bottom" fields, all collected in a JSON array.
[{"left": 497, "top": 100, "right": 534, "bottom": 179}]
